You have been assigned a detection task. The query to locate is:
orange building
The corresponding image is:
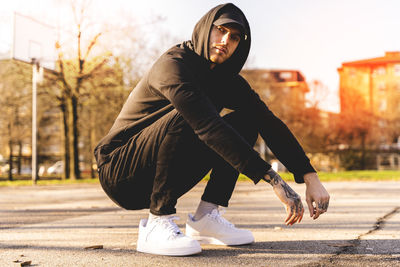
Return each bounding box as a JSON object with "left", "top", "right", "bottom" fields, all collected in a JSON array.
[
  {"left": 338, "top": 52, "right": 400, "bottom": 170},
  {"left": 338, "top": 51, "right": 400, "bottom": 117}
]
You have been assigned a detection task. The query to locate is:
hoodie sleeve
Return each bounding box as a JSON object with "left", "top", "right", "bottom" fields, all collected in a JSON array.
[
  {"left": 228, "top": 75, "right": 316, "bottom": 183},
  {"left": 148, "top": 57, "right": 270, "bottom": 184}
]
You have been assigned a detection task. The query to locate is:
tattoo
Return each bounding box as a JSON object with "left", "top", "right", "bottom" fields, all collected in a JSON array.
[
  {"left": 264, "top": 169, "right": 280, "bottom": 186},
  {"left": 281, "top": 180, "right": 303, "bottom": 215},
  {"left": 263, "top": 169, "right": 304, "bottom": 218},
  {"left": 262, "top": 176, "right": 271, "bottom": 183},
  {"left": 281, "top": 182, "right": 298, "bottom": 199},
  {"left": 318, "top": 201, "right": 329, "bottom": 211}
]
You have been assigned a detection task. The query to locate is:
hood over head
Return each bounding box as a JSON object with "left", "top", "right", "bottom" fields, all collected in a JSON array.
[{"left": 188, "top": 3, "right": 251, "bottom": 75}]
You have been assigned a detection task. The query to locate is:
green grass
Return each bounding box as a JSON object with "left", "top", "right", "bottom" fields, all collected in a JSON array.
[
  {"left": 0, "top": 170, "right": 399, "bottom": 187},
  {"left": 313, "top": 170, "right": 400, "bottom": 181},
  {"left": 231, "top": 171, "right": 400, "bottom": 182},
  {"left": 235, "top": 170, "right": 400, "bottom": 182}
]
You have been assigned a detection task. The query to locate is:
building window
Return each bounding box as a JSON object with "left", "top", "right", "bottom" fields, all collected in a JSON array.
[
  {"left": 349, "top": 68, "right": 356, "bottom": 77},
  {"left": 394, "top": 64, "right": 400, "bottom": 76},
  {"left": 373, "top": 66, "right": 386, "bottom": 76},
  {"left": 379, "top": 99, "right": 387, "bottom": 111},
  {"left": 280, "top": 72, "right": 292, "bottom": 80},
  {"left": 282, "top": 86, "right": 290, "bottom": 94},
  {"left": 378, "top": 81, "right": 386, "bottom": 92}
]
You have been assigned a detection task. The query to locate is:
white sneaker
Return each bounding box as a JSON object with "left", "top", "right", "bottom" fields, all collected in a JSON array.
[
  {"left": 186, "top": 209, "right": 254, "bottom": 246},
  {"left": 136, "top": 216, "right": 201, "bottom": 256}
]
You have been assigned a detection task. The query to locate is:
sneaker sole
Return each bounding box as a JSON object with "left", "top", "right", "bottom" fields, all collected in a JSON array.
[
  {"left": 136, "top": 243, "right": 201, "bottom": 256},
  {"left": 190, "top": 235, "right": 254, "bottom": 246}
]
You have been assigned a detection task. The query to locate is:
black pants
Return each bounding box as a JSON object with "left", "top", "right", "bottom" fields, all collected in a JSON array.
[{"left": 98, "top": 109, "right": 258, "bottom": 215}]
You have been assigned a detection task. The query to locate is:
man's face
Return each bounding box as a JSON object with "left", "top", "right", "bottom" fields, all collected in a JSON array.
[{"left": 209, "top": 24, "right": 241, "bottom": 67}]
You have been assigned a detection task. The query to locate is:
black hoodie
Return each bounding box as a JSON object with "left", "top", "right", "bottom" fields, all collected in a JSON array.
[{"left": 94, "top": 3, "right": 315, "bottom": 184}]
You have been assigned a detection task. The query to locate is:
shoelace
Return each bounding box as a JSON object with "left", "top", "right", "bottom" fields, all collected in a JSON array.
[
  {"left": 209, "top": 209, "right": 234, "bottom": 228},
  {"left": 157, "top": 216, "right": 182, "bottom": 236}
]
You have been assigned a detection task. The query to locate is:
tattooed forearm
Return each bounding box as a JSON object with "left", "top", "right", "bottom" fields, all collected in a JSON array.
[
  {"left": 286, "top": 186, "right": 302, "bottom": 213},
  {"left": 281, "top": 182, "right": 298, "bottom": 200},
  {"left": 264, "top": 169, "right": 304, "bottom": 224},
  {"left": 263, "top": 168, "right": 280, "bottom": 186},
  {"left": 263, "top": 169, "right": 298, "bottom": 199},
  {"left": 281, "top": 181, "right": 302, "bottom": 209},
  {"left": 264, "top": 169, "right": 303, "bottom": 211}
]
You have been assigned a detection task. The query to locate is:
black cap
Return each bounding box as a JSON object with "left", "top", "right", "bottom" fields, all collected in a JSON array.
[{"left": 213, "top": 10, "right": 248, "bottom": 40}]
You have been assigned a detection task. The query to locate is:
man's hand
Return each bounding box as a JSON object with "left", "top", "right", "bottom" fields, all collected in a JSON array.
[
  {"left": 304, "top": 172, "right": 330, "bottom": 220},
  {"left": 263, "top": 170, "right": 304, "bottom": 226}
]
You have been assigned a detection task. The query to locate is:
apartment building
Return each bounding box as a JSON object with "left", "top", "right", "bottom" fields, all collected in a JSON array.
[
  {"left": 338, "top": 52, "right": 400, "bottom": 169},
  {"left": 338, "top": 51, "right": 400, "bottom": 116}
]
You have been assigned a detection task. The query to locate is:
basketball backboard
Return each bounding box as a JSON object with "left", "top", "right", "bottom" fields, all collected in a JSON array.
[{"left": 13, "top": 12, "right": 56, "bottom": 70}]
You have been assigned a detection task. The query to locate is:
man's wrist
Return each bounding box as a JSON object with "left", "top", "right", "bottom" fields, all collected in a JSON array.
[
  {"left": 263, "top": 168, "right": 280, "bottom": 186},
  {"left": 303, "top": 172, "right": 319, "bottom": 185}
]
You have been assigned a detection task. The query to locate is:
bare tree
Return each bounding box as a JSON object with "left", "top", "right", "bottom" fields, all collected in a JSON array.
[
  {"left": 41, "top": 0, "right": 174, "bottom": 179},
  {"left": 0, "top": 60, "right": 31, "bottom": 180},
  {"left": 306, "top": 80, "right": 330, "bottom": 109},
  {"left": 53, "top": 0, "right": 110, "bottom": 179},
  {"left": 80, "top": 59, "right": 128, "bottom": 178}
]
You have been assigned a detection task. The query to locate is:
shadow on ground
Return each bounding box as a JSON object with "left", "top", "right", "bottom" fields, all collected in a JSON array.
[{"left": 1, "top": 239, "right": 399, "bottom": 256}]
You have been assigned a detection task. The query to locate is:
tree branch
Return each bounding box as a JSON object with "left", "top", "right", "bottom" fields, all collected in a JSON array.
[{"left": 84, "top": 32, "right": 102, "bottom": 60}]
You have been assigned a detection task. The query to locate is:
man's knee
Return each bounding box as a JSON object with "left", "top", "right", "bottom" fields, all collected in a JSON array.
[
  {"left": 99, "top": 171, "right": 153, "bottom": 211},
  {"left": 164, "top": 110, "right": 193, "bottom": 136}
]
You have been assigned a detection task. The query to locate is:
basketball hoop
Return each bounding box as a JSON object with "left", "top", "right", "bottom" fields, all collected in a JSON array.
[
  {"left": 13, "top": 13, "right": 56, "bottom": 184},
  {"left": 13, "top": 12, "right": 56, "bottom": 70}
]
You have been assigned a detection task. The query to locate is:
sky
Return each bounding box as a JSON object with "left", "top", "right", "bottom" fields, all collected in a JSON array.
[{"left": 1, "top": 0, "right": 400, "bottom": 112}]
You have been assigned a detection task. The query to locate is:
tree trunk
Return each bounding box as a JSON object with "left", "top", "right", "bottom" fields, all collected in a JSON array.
[
  {"left": 8, "top": 140, "right": 13, "bottom": 181},
  {"left": 361, "top": 132, "right": 366, "bottom": 170},
  {"left": 8, "top": 123, "right": 13, "bottom": 181},
  {"left": 61, "top": 100, "right": 70, "bottom": 180},
  {"left": 72, "top": 95, "right": 80, "bottom": 179},
  {"left": 15, "top": 107, "right": 22, "bottom": 175},
  {"left": 17, "top": 140, "right": 22, "bottom": 175},
  {"left": 68, "top": 95, "right": 80, "bottom": 179},
  {"left": 67, "top": 97, "right": 76, "bottom": 180},
  {"left": 89, "top": 109, "right": 96, "bottom": 178}
]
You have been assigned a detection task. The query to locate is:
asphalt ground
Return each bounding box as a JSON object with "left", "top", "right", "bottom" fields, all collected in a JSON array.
[{"left": 0, "top": 181, "right": 399, "bottom": 266}]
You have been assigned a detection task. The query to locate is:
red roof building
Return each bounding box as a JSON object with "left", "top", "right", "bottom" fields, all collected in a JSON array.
[
  {"left": 338, "top": 52, "right": 400, "bottom": 146},
  {"left": 338, "top": 51, "right": 400, "bottom": 115}
]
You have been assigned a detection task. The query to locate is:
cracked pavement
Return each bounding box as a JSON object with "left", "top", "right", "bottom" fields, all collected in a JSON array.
[{"left": 0, "top": 181, "right": 399, "bottom": 266}]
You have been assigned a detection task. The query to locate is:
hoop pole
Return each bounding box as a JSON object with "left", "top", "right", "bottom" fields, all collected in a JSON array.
[{"left": 32, "top": 61, "right": 38, "bottom": 185}]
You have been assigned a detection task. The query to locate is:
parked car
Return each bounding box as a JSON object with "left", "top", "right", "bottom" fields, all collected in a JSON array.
[
  {"left": 11, "top": 167, "right": 32, "bottom": 175},
  {"left": 47, "top": 161, "right": 63, "bottom": 175}
]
